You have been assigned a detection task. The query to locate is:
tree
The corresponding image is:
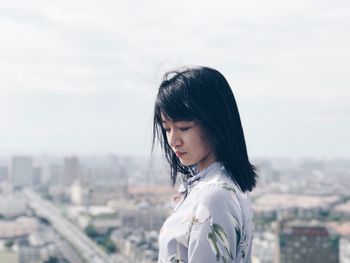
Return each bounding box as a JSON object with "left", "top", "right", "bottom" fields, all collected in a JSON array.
[
  {"left": 44, "top": 257, "right": 59, "bottom": 263},
  {"left": 5, "top": 240, "right": 14, "bottom": 249},
  {"left": 102, "top": 238, "right": 116, "bottom": 254},
  {"left": 85, "top": 224, "right": 98, "bottom": 238}
]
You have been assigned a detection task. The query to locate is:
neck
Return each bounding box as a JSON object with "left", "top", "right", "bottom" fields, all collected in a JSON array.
[{"left": 197, "top": 153, "right": 217, "bottom": 172}]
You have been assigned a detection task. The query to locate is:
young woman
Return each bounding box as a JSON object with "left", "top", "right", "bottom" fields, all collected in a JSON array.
[{"left": 152, "top": 66, "right": 257, "bottom": 263}]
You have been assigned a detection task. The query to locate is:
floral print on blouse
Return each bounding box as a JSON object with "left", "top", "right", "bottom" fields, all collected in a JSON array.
[{"left": 158, "top": 162, "right": 253, "bottom": 263}]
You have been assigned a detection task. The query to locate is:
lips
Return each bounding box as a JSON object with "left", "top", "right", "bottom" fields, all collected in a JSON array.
[{"left": 175, "top": 151, "right": 187, "bottom": 157}]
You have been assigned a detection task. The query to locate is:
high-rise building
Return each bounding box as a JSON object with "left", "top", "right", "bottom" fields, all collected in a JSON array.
[
  {"left": 0, "top": 166, "right": 8, "bottom": 182},
  {"left": 276, "top": 221, "right": 339, "bottom": 263},
  {"left": 32, "top": 167, "right": 42, "bottom": 185},
  {"left": 62, "top": 157, "right": 80, "bottom": 186},
  {"left": 48, "top": 164, "right": 63, "bottom": 185},
  {"left": 11, "top": 156, "right": 33, "bottom": 188}
]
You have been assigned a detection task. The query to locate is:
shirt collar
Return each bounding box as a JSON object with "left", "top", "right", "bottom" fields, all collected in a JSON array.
[{"left": 179, "top": 162, "right": 224, "bottom": 194}]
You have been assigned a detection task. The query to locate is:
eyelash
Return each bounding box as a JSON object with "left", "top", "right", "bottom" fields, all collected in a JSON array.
[{"left": 164, "top": 127, "right": 190, "bottom": 132}]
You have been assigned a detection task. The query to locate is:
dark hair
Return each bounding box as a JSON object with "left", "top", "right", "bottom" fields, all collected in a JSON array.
[{"left": 152, "top": 66, "right": 257, "bottom": 192}]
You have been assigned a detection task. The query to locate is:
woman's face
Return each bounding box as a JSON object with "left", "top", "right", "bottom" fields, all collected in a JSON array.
[{"left": 161, "top": 113, "right": 216, "bottom": 172}]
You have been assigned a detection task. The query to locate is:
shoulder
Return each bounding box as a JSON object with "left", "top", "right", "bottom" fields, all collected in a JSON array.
[
  {"left": 187, "top": 175, "right": 244, "bottom": 238},
  {"left": 197, "top": 168, "right": 243, "bottom": 197},
  {"left": 193, "top": 173, "right": 243, "bottom": 214}
]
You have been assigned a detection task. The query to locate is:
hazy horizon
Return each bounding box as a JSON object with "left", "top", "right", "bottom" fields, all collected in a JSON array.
[{"left": 1, "top": 0, "right": 349, "bottom": 159}]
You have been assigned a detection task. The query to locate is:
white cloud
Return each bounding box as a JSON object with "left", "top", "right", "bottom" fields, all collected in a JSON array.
[{"left": 0, "top": 0, "right": 349, "bottom": 157}]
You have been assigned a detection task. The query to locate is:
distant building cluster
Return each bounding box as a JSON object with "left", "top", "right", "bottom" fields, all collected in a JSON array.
[
  {"left": 276, "top": 221, "right": 339, "bottom": 263},
  {"left": 251, "top": 158, "right": 350, "bottom": 263},
  {"left": 0, "top": 155, "right": 349, "bottom": 263},
  {"left": 0, "top": 156, "right": 42, "bottom": 189},
  {"left": 111, "top": 228, "right": 158, "bottom": 263}
]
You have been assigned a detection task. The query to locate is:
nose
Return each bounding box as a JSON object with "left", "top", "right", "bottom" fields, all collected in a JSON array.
[{"left": 168, "top": 130, "right": 182, "bottom": 148}]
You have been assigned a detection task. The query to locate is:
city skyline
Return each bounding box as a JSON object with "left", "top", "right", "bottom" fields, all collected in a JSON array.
[
  {"left": 1, "top": 0, "right": 349, "bottom": 159},
  {"left": 0, "top": 150, "right": 350, "bottom": 262}
]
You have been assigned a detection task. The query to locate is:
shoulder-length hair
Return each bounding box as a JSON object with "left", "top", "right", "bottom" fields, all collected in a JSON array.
[{"left": 152, "top": 66, "right": 257, "bottom": 192}]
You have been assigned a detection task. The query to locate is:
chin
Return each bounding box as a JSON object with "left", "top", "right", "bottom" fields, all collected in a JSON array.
[{"left": 179, "top": 159, "right": 196, "bottom": 167}]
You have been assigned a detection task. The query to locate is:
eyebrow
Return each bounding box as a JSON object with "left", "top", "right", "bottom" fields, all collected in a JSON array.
[{"left": 161, "top": 119, "right": 194, "bottom": 125}]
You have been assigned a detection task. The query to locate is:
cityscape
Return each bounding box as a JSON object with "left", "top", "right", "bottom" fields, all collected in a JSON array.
[
  {"left": 0, "top": 154, "right": 349, "bottom": 263},
  {"left": 1, "top": 0, "right": 349, "bottom": 262}
]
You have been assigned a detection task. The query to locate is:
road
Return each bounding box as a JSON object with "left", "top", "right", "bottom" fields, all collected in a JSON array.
[{"left": 24, "top": 189, "right": 125, "bottom": 263}]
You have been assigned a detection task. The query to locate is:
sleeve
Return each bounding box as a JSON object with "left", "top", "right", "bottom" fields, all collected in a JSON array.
[{"left": 188, "top": 186, "right": 242, "bottom": 263}]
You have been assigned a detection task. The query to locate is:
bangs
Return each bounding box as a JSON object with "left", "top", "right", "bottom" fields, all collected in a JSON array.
[{"left": 154, "top": 88, "right": 197, "bottom": 125}]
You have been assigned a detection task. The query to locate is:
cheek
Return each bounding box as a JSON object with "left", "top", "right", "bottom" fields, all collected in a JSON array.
[
  {"left": 198, "top": 131, "right": 213, "bottom": 154},
  {"left": 191, "top": 134, "right": 211, "bottom": 155},
  {"left": 200, "top": 140, "right": 212, "bottom": 154}
]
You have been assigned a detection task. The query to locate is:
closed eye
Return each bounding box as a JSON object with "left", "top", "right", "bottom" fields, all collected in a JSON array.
[{"left": 179, "top": 127, "right": 191, "bottom": 131}]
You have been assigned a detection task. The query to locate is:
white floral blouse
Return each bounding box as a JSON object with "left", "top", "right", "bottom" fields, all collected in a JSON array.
[{"left": 158, "top": 162, "right": 253, "bottom": 263}]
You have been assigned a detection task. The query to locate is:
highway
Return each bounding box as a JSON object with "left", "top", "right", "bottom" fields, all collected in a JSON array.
[{"left": 24, "top": 189, "right": 118, "bottom": 263}]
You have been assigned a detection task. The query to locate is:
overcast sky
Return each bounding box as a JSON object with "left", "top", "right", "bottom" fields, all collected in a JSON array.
[{"left": 0, "top": 0, "right": 349, "bottom": 159}]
